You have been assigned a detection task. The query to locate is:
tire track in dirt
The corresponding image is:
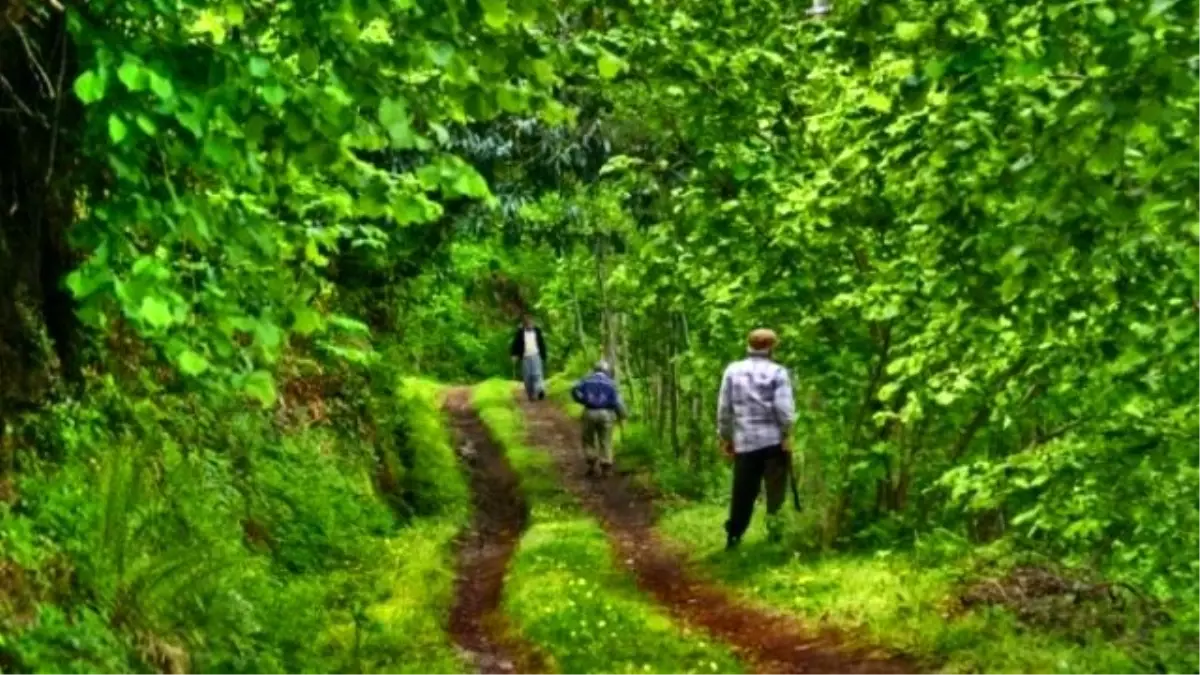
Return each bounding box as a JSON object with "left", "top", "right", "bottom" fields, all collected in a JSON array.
[
  {"left": 444, "top": 388, "right": 547, "bottom": 674},
  {"left": 517, "top": 396, "right": 921, "bottom": 675}
]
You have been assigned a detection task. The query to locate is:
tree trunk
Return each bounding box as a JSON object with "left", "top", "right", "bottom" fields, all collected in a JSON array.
[
  {"left": 668, "top": 314, "right": 680, "bottom": 458},
  {"left": 0, "top": 9, "right": 84, "bottom": 436},
  {"left": 568, "top": 269, "right": 589, "bottom": 353}
]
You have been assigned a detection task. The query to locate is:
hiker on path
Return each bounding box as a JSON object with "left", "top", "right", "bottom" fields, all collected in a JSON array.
[
  {"left": 510, "top": 314, "right": 548, "bottom": 401},
  {"left": 717, "top": 328, "right": 796, "bottom": 550},
  {"left": 571, "top": 360, "right": 627, "bottom": 477}
]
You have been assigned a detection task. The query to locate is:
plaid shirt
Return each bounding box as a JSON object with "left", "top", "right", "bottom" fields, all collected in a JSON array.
[{"left": 717, "top": 351, "right": 796, "bottom": 453}]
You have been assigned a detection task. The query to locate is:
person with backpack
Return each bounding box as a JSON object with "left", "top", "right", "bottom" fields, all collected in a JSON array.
[
  {"left": 510, "top": 313, "right": 547, "bottom": 401},
  {"left": 571, "top": 360, "right": 627, "bottom": 477},
  {"left": 717, "top": 328, "right": 796, "bottom": 550}
]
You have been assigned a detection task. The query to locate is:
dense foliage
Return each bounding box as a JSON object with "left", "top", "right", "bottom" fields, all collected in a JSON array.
[
  {"left": 1, "top": 0, "right": 553, "bottom": 670},
  {"left": 0, "top": 0, "right": 1195, "bottom": 671},
  {"left": 524, "top": 0, "right": 1200, "bottom": 599}
]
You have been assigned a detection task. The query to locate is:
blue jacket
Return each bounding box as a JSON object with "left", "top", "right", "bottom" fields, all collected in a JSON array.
[{"left": 571, "top": 372, "right": 627, "bottom": 418}]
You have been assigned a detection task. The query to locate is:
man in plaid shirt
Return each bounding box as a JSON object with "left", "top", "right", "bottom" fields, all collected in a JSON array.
[{"left": 717, "top": 328, "right": 796, "bottom": 550}]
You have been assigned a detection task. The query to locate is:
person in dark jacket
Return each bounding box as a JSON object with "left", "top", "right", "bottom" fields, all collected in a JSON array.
[
  {"left": 571, "top": 360, "right": 627, "bottom": 477},
  {"left": 510, "top": 314, "right": 547, "bottom": 401}
]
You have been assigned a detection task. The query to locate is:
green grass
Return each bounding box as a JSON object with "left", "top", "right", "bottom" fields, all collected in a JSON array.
[
  {"left": 473, "top": 380, "right": 746, "bottom": 674},
  {"left": 472, "top": 378, "right": 570, "bottom": 516},
  {"left": 506, "top": 516, "right": 744, "bottom": 674},
  {"left": 658, "top": 504, "right": 1153, "bottom": 674}
]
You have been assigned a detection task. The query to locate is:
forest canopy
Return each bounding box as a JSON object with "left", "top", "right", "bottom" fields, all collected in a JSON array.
[{"left": 0, "top": 0, "right": 1196, "bottom": 672}]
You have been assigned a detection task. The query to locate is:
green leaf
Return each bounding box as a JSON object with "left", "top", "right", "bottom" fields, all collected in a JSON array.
[
  {"left": 108, "top": 115, "right": 128, "bottom": 144},
  {"left": 481, "top": 0, "right": 508, "bottom": 29},
  {"left": 262, "top": 84, "right": 287, "bottom": 107},
  {"left": 864, "top": 91, "right": 892, "bottom": 112},
  {"left": 330, "top": 315, "right": 370, "bottom": 334},
  {"left": 304, "top": 239, "right": 329, "bottom": 266},
  {"left": 136, "top": 114, "right": 158, "bottom": 136},
  {"left": 1094, "top": 6, "right": 1116, "bottom": 24},
  {"left": 224, "top": 3, "right": 245, "bottom": 26},
  {"left": 177, "top": 350, "right": 210, "bottom": 376},
  {"left": 298, "top": 47, "right": 320, "bottom": 74},
  {"left": 1000, "top": 275, "right": 1023, "bottom": 303},
  {"left": 190, "top": 9, "right": 227, "bottom": 43},
  {"left": 531, "top": 59, "right": 555, "bottom": 85},
  {"left": 253, "top": 321, "right": 283, "bottom": 351},
  {"left": 597, "top": 50, "right": 624, "bottom": 80},
  {"left": 895, "top": 22, "right": 925, "bottom": 42},
  {"left": 66, "top": 266, "right": 111, "bottom": 299},
  {"left": 244, "top": 370, "right": 277, "bottom": 407},
  {"left": 148, "top": 72, "right": 175, "bottom": 101},
  {"left": 204, "top": 136, "right": 236, "bottom": 166},
  {"left": 452, "top": 166, "right": 491, "bottom": 198},
  {"left": 139, "top": 296, "right": 173, "bottom": 328},
  {"left": 293, "top": 307, "right": 323, "bottom": 335},
  {"left": 249, "top": 57, "right": 270, "bottom": 78},
  {"left": 497, "top": 85, "right": 526, "bottom": 113},
  {"left": 117, "top": 60, "right": 146, "bottom": 91},
  {"left": 378, "top": 96, "right": 414, "bottom": 148},
  {"left": 74, "top": 70, "right": 106, "bottom": 104}
]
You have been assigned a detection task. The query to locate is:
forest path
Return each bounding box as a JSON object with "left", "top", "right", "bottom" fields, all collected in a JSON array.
[
  {"left": 444, "top": 388, "right": 548, "bottom": 674},
  {"left": 515, "top": 395, "right": 920, "bottom": 675}
]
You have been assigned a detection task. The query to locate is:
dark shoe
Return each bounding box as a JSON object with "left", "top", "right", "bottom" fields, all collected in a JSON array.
[
  {"left": 537, "top": 390, "right": 546, "bottom": 400},
  {"left": 585, "top": 459, "right": 597, "bottom": 477},
  {"left": 599, "top": 462, "right": 612, "bottom": 477},
  {"left": 725, "top": 535, "right": 741, "bottom": 551}
]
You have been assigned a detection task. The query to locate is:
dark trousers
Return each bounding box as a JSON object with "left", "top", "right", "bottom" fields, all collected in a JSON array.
[{"left": 725, "top": 445, "right": 789, "bottom": 540}]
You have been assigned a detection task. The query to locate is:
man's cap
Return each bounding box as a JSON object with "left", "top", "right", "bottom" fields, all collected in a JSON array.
[
  {"left": 747, "top": 328, "right": 778, "bottom": 350},
  {"left": 594, "top": 360, "right": 612, "bottom": 374}
]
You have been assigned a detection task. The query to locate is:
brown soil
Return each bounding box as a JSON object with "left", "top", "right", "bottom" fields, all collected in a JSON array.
[
  {"left": 518, "top": 397, "right": 922, "bottom": 675},
  {"left": 444, "top": 388, "right": 547, "bottom": 674}
]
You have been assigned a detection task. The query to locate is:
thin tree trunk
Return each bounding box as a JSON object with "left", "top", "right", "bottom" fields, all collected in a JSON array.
[
  {"left": 669, "top": 313, "right": 681, "bottom": 459},
  {"left": 593, "top": 236, "right": 617, "bottom": 376},
  {"left": 568, "top": 269, "right": 589, "bottom": 353},
  {"left": 618, "top": 312, "right": 636, "bottom": 410},
  {"left": 829, "top": 325, "right": 893, "bottom": 543}
]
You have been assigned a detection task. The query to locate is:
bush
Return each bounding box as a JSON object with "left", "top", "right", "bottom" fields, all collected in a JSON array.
[{"left": 0, "top": 369, "right": 468, "bottom": 673}]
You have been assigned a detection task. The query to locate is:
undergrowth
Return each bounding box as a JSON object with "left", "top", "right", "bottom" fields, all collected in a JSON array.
[{"left": 0, "top": 371, "right": 467, "bottom": 673}]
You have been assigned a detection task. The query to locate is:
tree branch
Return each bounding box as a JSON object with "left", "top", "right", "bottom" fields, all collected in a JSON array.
[
  {"left": 949, "top": 354, "right": 1031, "bottom": 461},
  {"left": 13, "top": 23, "right": 55, "bottom": 98},
  {"left": 45, "top": 16, "right": 69, "bottom": 185},
  {"left": 0, "top": 73, "right": 48, "bottom": 127}
]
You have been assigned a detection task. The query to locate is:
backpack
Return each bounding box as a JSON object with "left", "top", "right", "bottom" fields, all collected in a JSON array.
[{"left": 572, "top": 376, "right": 616, "bottom": 410}]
